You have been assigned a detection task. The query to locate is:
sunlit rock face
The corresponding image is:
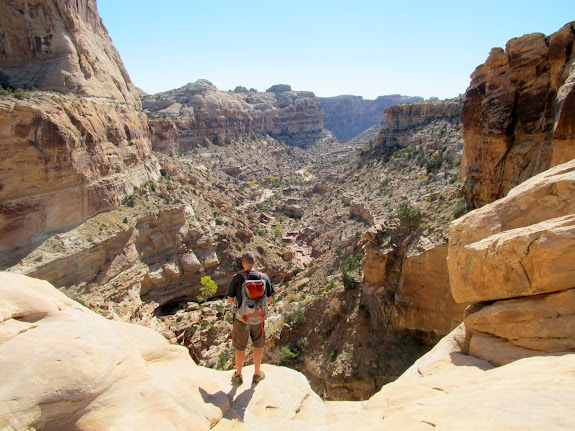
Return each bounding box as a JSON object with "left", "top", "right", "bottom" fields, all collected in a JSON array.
[
  {"left": 460, "top": 22, "right": 575, "bottom": 209},
  {"left": 0, "top": 0, "right": 158, "bottom": 259},
  {"left": 449, "top": 159, "right": 575, "bottom": 365},
  {"left": 143, "top": 81, "right": 324, "bottom": 150},
  {"left": 0, "top": 0, "right": 141, "bottom": 107}
]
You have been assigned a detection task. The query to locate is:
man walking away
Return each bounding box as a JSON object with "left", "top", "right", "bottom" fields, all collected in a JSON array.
[{"left": 227, "top": 251, "right": 274, "bottom": 384}]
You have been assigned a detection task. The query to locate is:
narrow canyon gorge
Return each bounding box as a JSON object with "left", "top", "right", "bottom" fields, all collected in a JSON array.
[{"left": 1, "top": 1, "right": 574, "bottom": 430}]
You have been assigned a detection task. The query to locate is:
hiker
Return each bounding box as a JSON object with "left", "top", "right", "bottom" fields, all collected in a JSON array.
[{"left": 227, "top": 251, "right": 274, "bottom": 384}]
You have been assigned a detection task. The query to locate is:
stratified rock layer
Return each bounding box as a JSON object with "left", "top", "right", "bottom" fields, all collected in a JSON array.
[
  {"left": 0, "top": 0, "right": 158, "bottom": 259},
  {"left": 143, "top": 80, "right": 324, "bottom": 149},
  {"left": 0, "top": 0, "right": 140, "bottom": 107},
  {"left": 0, "top": 94, "right": 157, "bottom": 260},
  {"left": 373, "top": 97, "right": 464, "bottom": 159},
  {"left": 449, "top": 159, "right": 575, "bottom": 365},
  {"left": 461, "top": 22, "right": 575, "bottom": 208}
]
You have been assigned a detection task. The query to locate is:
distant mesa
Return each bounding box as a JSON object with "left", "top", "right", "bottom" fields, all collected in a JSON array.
[{"left": 266, "top": 84, "right": 292, "bottom": 93}]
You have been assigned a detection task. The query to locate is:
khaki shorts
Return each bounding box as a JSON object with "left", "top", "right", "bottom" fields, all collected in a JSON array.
[{"left": 232, "top": 317, "right": 265, "bottom": 350}]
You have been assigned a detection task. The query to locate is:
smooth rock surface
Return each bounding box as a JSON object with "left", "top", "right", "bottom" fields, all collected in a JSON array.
[{"left": 449, "top": 159, "right": 575, "bottom": 303}]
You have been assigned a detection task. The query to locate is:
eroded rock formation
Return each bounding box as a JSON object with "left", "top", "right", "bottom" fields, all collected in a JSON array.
[
  {"left": 143, "top": 80, "right": 324, "bottom": 149},
  {"left": 318, "top": 94, "right": 423, "bottom": 142},
  {"left": 0, "top": 0, "right": 158, "bottom": 260},
  {"left": 0, "top": 95, "right": 157, "bottom": 261},
  {"left": 2, "top": 273, "right": 574, "bottom": 430},
  {"left": 461, "top": 22, "right": 575, "bottom": 208},
  {"left": 449, "top": 159, "right": 575, "bottom": 365},
  {"left": 373, "top": 97, "right": 463, "bottom": 157},
  {"left": 0, "top": 0, "right": 140, "bottom": 107}
]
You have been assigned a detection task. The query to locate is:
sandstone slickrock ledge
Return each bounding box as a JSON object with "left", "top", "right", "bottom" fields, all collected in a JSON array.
[
  {"left": 2, "top": 275, "right": 574, "bottom": 431},
  {"left": 0, "top": 272, "right": 329, "bottom": 431},
  {"left": 449, "top": 159, "right": 575, "bottom": 365},
  {"left": 460, "top": 21, "right": 575, "bottom": 208}
]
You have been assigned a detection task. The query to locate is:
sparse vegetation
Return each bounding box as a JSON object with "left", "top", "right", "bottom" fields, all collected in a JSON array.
[
  {"left": 452, "top": 198, "right": 468, "bottom": 219},
  {"left": 285, "top": 307, "right": 306, "bottom": 328},
  {"left": 394, "top": 201, "right": 422, "bottom": 225},
  {"left": 216, "top": 348, "right": 233, "bottom": 370},
  {"left": 342, "top": 271, "right": 356, "bottom": 290},
  {"left": 278, "top": 345, "right": 298, "bottom": 363}
]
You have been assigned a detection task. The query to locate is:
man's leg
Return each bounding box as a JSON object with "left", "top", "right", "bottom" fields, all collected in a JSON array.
[
  {"left": 232, "top": 318, "right": 249, "bottom": 381},
  {"left": 235, "top": 349, "right": 246, "bottom": 376},
  {"left": 253, "top": 347, "right": 263, "bottom": 375}
]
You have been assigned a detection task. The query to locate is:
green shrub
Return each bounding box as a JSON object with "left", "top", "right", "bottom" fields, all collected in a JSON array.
[
  {"left": 278, "top": 346, "right": 298, "bottom": 363},
  {"left": 273, "top": 225, "right": 281, "bottom": 237},
  {"left": 342, "top": 271, "right": 356, "bottom": 291},
  {"left": 159, "top": 168, "right": 168, "bottom": 177},
  {"left": 325, "top": 280, "right": 336, "bottom": 292},
  {"left": 341, "top": 253, "right": 364, "bottom": 273},
  {"left": 425, "top": 157, "right": 443, "bottom": 173},
  {"left": 452, "top": 199, "right": 468, "bottom": 219},
  {"left": 217, "top": 348, "right": 233, "bottom": 370},
  {"left": 394, "top": 201, "right": 422, "bottom": 224},
  {"left": 285, "top": 308, "right": 306, "bottom": 328}
]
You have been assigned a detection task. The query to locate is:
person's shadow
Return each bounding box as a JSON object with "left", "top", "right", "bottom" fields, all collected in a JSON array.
[{"left": 199, "top": 382, "right": 257, "bottom": 422}]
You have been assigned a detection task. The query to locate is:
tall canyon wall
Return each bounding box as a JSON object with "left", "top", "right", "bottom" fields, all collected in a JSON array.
[
  {"left": 461, "top": 21, "right": 575, "bottom": 208},
  {"left": 0, "top": 0, "right": 158, "bottom": 263},
  {"left": 449, "top": 21, "right": 575, "bottom": 366}
]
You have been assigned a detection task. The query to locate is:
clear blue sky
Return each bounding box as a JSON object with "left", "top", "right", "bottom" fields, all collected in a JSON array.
[{"left": 97, "top": 1, "right": 574, "bottom": 100}]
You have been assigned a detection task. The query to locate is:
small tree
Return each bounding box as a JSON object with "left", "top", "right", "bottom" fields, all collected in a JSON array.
[
  {"left": 342, "top": 271, "right": 356, "bottom": 290},
  {"left": 197, "top": 276, "right": 218, "bottom": 303},
  {"left": 394, "top": 201, "right": 422, "bottom": 231}
]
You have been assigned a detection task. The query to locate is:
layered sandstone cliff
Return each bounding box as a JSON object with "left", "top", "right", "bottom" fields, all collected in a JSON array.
[
  {"left": 0, "top": 0, "right": 158, "bottom": 261},
  {"left": 0, "top": 0, "right": 140, "bottom": 107},
  {"left": 142, "top": 81, "right": 324, "bottom": 149},
  {"left": 461, "top": 21, "right": 575, "bottom": 208},
  {"left": 449, "top": 159, "right": 575, "bottom": 365},
  {"left": 318, "top": 94, "right": 423, "bottom": 142},
  {"left": 373, "top": 97, "right": 464, "bottom": 157}
]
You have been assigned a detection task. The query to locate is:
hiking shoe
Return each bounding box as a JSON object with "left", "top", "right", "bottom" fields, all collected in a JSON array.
[
  {"left": 231, "top": 372, "right": 243, "bottom": 385},
  {"left": 252, "top": 371, "right": 265, "bottom": 384}
]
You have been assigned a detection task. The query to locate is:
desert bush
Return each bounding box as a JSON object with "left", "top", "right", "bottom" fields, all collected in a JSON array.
[
  {"left": 278, "top": 346, "right": 298, "bottom": 363},
  {"left": 452, "top": 199, "right": 468, "bottom": 219},
  {"left": 341, "top": 253, "right": 364, "bottom": 273},
  {"left": 342, "top": 271, "right": 356, "bottom": 291},
  {"left": 216, "top": 348, "right": 233, "bottom": 370},
  {"left": 285, "top": 308, "right": 306, "bottom": 328}
]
